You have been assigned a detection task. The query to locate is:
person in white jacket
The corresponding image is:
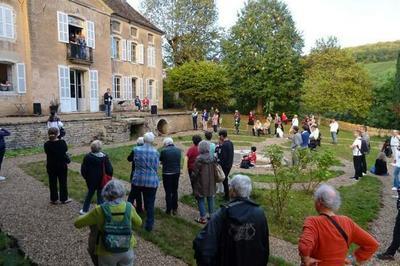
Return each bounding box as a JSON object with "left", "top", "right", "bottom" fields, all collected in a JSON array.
[
  {"left": 329, "top": 119, "right": 339, "bottom": 144},
  {"left": 47, "top": 111, "right": 64, "bottom": 138}
]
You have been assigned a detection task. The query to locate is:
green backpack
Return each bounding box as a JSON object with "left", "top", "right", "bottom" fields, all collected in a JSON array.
[{"left": 101, "top": 203, "right": 132, "bottom": 253}]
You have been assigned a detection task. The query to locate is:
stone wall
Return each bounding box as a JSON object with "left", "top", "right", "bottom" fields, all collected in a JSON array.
[{"left": 321, "top": 118, "right": 393, "bottom": 137}]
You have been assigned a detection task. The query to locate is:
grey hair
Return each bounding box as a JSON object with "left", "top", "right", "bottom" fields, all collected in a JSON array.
[
  {"left": 163, "top": 137, "right": 174, "bottom": 146},
  {"left": 144, "top": 132, "right": 155, "bottom": 143},
  {"left": 314, "top": 184, "right": 341, "bottom": 212},
  {"left": 198, "top": 140, "right": 210, "bottom": 154},
  {"left": 101, "top": 180, "right": 126, "bottom": 202},
  {"left": 377, "top": 152, "right": 387, "bottom": 161},
  {"left": 137, "top": 137, "right": 144, "bottom": 145},
  {"left": 230, "top": 175, "right": 252, "bottom": 198},
  {"left": 90, "top": 140, "right": 102, "bottom": 153}
]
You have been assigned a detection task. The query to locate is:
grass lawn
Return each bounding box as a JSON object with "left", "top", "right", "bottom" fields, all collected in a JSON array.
[
  {"left": 5, "top": 146, "right": 45, "bottom": 158},
  {"left": 0, "top": 231, "right": 33, "bottom": 265},
  {"left": 181, "top": 176, "right": 381, "bottom": 244}
]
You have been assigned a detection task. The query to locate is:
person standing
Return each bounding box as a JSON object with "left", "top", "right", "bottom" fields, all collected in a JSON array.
[
  {"left": 47, "top": 111, "right": 65, "bottom": 139},
  {"left": 350, "top": 130, "right": 363, "bottom": 180},
  {"left": 360, "top": 125, "right": 370, "bottom": 175},
  {"left": 290, "top": 126, "right": 302, "bottom": 165},
  {"left": 377, "top": 188, "right": 400, "bottom": 261},
  {"left": 281, "top": 112, "right": 288, "bottom": 125},
  {"left": 329, "top": 119, "right": 339, "bottom": 144},
  {"left": 193, "top": 175, "right": 269, "bottom": 265},
  {"left": 392, "top": 146, "right": 400, "bottom": 191},
  {"left": 201, "top": 109, "right": 209, "bottom": 131},
  {"left": 390, "top": 130, "right": 400, "bottom": 162},
  {"left": 290, "top": 115, "right": 299, "bottom": 133},
  {"left": 134, "top": 96, "right": 141, "bottom": 111},
  {"left": 216, "top": 129, "right": 234, "bottom": 201},
  {"left": 186, "top": 135, "right": 202, "bottom": 190},
  {"left": 212, "top": 112, "right": 219, "bottom": 133},
  {"left": 80, "top": 140, "right": 113, "bottom": 214},
  {"left": 44, "top": 127, "right": 71, "bottom": 204},
  {"left": 160, "top": 138, "right": 182, "bottom": 215},
  {"left": 132, "top": 132, "right": 159, "bottom": 232},
  {"left": 247, "top": 111, "right": 255, "bottom": 134},
  {"left": 127, "top": 137, "right": 144, "bottom": 213},
  {"left": 192, "top": 108, "right": 198, "bottom": 130},
  {"left": 191, "top": 141, "right": 216, "bottom": 224},
  {"left": 142, "top": 96, "right": 150, "bottom": 112},
  {"left": 301, "top": 125, "right": 311, "bottom": 148},
  {"left": 298, "top": 184, "right": 378, "bottom": 265},
  {"left": 234, "top": 110, "right": 241, "bottom": 135},
  {"left": 274, "top": 113, "right": 281, "bottom": 135},
  {"left": 104, "top": 88, "right": 113, "bottom": 117},
  {"left": 0, "top": 127, "right": 10, "bottom": 181}
]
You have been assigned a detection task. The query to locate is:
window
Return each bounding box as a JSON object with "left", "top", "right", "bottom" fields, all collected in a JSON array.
[
  {"left": 113, "top": 76, "right": 121, "bottom": 98},
  {"left": 131, "top": 27, "right": 137, "bottom": 37},
  {"left": 148, "top": 33, "right": 154, "bottom": 44},
  {"left": 0, "top": 63, "right": 13, "bottom": 92},
  {"left": 0, "top": 5, "right": 14, "bottom": 39},
  {"left": 147, "top": 46, "right": 156, "bottom": 67},
  {"left": 111, "top": 37, "right": 120, "bottom": 59},
  {"left": 147, "top": 79, "right": 154, "bottom": 99},
  {"left": 130, "top": 42, "right": 136, "bottom": 62},
  {"left": 111, "top": 21, "right": 121, "bottom": 33},
  {"left": 132, "top": 78, "right": 137, "bottom": 98}
]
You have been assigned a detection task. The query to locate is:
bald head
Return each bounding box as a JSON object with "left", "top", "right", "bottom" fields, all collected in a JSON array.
[{"left": 314, "top": 184, "right": 341, "bottom": 212}]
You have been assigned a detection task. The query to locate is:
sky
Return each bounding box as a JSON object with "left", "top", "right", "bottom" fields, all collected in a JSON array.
[{"left": 127, "top": 0, "right": 400, "bottom": 53}]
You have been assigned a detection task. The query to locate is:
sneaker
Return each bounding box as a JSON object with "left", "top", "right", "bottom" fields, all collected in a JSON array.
[
  {"left": 195, "top": 217, "right": 207, "bottom": 224},
  {"left": 79, "top": 209, "right": 87, "bottom": 215},
  {"left": 61, "top": 199, "right": 72, "bottom": 204},
  {"left": 362, "top": 173, "right": 366, "bottom": 176},
  {"left": 0, "top": 176, "right": 6, "bottom": 181},
  {"left": 392, "top": 187, "right": 398, "bottom": 191},
  {"left": 392, "top": 195, "right": 399, "bottom": 199},
  {"left": 377, "top": 253, "right": 394, "bottom": 261}
]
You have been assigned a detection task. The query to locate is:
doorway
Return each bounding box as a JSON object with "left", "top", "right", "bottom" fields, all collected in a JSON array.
[{"left": 70, "top": 69, "right": 84, "bottom": 112}]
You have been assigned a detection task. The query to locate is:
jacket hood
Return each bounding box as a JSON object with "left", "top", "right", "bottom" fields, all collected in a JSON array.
[{"left": 89, "top": 152, "right": 106, "bottom": 158}]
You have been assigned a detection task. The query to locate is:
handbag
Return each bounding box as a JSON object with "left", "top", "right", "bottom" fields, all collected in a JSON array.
[
  {"left": 100, "top": 158, "right": 112, "bottom": 189},
  {"left": 214, "top": 162, "right": 226, "bottom": 183}
]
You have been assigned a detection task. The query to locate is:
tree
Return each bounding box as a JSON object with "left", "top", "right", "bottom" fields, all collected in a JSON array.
[
  {"left": 165, "top": 61, "right": 231, "bottom": 108},
  {"left": 394, "top": 52, "right": 400, "bottom": 128},
  {"left": 141, "top": 0, "right": 219, "bottom": 66},
  {"left": 222, "top": 0, "right": 304, "bottom": 114},
  {"left": 301, "top": 39, "right": 372, "bottom": 119}
]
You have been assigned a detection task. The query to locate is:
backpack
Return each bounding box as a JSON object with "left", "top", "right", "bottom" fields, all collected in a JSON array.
[
  {"left": 101, "top": 203, "right": 132, "bottom": 253},
  {"left": 360, "top": 139, "right": 369, "bottom": 155}
]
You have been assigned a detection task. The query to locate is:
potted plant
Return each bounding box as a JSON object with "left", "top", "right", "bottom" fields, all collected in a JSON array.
[{"left": 49, "top": 98, "right": 60, "bottom": 113}]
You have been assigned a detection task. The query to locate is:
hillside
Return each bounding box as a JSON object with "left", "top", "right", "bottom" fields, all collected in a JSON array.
[
  {"left": 363, "top": 60, "right": 396, "bottom": 85},
  {"left": 345, "top": 40, "right": 400, "bottom": 64}
]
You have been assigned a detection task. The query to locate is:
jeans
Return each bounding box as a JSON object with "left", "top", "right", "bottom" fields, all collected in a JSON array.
[
  {"left": 98, "top": 249, "right": 134, "bottom": 266},
  {"left": 127, "top": 184, "right": 143, "bottom": 213},
  {"left": 393, "top": 167, "right": 400, "bottom": 188},
  {"left": 192, "top": 117, "right": 198, "bottom": 130},
  {"left": 105, "top": 104, "right": 111, "bottom": 117},
  {"left": 0, "top": 148, "right": 4, "bottom": 173},
  {"left": 163, "top": 173, "right": 180, "bottom": 213},
  {"left": 197, "top": 196, "right": 215, "bottom": 218},
  {"left": 385, "top": 210, "right": 400, "bottom": 255},
  {"left": 353, "top": 156, "right": 363, "bottom": 179},
  {"left": 47, "top": 166, "right": 68, "bottom": 202},
  {"left": 331, "top": 132, "right": 337, "bottom": 144},
  {"left": 135, "top": 186, "right": 157, "bottom": 231},
  {"left": 82, "top": 187, "right": 104, "bottom": 212},
  {"left": 361, "top": 154, "right": 367, "bottom": 174},
  {"left": 222, "top": 167, "right": 231, "bottom": 200}
]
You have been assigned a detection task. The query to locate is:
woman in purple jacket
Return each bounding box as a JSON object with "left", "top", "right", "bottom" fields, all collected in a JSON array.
[{"left": 0, "top": 127, "right": 11, "bottom": 181}]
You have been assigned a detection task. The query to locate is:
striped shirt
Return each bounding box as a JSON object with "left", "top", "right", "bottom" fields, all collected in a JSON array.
[{"left": 132, "top": 143, "right": 160, "bottom": 188}]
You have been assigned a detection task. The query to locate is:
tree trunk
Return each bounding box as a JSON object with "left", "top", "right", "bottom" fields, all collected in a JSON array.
[{"left": 256, "top": 97, "right": 264, "bottom": 114}]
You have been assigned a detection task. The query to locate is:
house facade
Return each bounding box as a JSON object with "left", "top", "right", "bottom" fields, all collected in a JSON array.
[{"left": 0, "top": 0, "right": 163, "bottom": 116}]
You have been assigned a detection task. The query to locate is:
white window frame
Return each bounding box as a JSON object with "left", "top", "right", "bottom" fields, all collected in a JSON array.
[
  {"left": 111, "top": 36, "right": 121, "bottom": 60},
  {"left": 86, "top": 20, "right": 95, "bottom": 49},
  {"left": 147, "top": 46, "right": 156, "bottom": 67},
  {"left": 16, "top": 63, "right": 26, "bottom": 94},
  {"left": 0, "top": 5, "right": 14, "bottom": 39},
  {"left": 147, "top": 79, "right": 155, "bottom": 100},
  {"left": 138, "top": 78, "right": 144, "bottom": 99},
  {"left": 57, "top": 11, "right": 69, "bottom": 43},
  {"left": 112, "top": 75, "right": 122, "bottom": 99},
  {"left": 137, "top": 44, "right": 144, "bottom": 64},
  {"left": 121, "top": 39, "right": 127, "bottom": 61},
  {"left": 89, "top": 70, "right": 99, "bottom": 112}
]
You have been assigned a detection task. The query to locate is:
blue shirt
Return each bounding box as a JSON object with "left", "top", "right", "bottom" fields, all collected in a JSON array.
[
  {"left": 132, "top": 143, "right": 160, "bottom": 188},
  {"left": 301, "top": 131, "right": 310, "bottom": 148},
  {"left": 209, "top": 142, "right": 216, "bottom": 159}
]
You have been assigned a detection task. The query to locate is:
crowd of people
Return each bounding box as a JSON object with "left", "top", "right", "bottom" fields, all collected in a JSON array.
[
  {"left": 4, "top": 109, "right": 400, "bottom": 265},
  {"left": 102, "top": 89, "right": 152, "bottom": 118}
]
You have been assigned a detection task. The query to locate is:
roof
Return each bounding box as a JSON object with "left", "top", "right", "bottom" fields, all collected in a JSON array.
[{"left": 102, "top": 0, "right": 163, "bottom": 34}]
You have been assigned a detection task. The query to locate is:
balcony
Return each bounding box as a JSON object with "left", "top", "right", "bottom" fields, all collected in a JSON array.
[{"left": 66, "top": 43, "right": 93, "bottom": 65}]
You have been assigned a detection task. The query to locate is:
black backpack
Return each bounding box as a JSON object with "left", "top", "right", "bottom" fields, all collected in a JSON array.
[{"left": 360, "top": 139, "right": 369, "bottom": 155}]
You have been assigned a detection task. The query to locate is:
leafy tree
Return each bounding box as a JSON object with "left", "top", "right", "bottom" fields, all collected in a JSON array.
[
  {"left": 394, "top": 52, "right": 400, "bottom": 128},
  {"left": 345, "top": 40, "right": 400, "bottom": 63},
  {"left": 222, "top": 0, "right": 304, "bottom": 114},
  {"left": 141, "top": 0, "right": 219, "bottom": 66},
  {"left": 301, "top": 39, "right": 373, "bottom": 119},
  {"left": 165, "top": 61, "right": 231, "bottom": 108}
]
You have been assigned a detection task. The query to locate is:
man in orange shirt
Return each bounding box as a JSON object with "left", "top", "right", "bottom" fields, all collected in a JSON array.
[{"left": 298, "top": 184, "right": 379, "bottom": 266}]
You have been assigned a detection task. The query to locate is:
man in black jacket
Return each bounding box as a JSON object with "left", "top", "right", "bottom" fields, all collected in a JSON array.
[
  {"left": 104, "top": 88, "right": 113, "bottom": 117},
  {"left": 216, "top": 129, "right": 234, "bottom": 200},
  {"left": 193, "top": 174, "right": 269, "bottom": 266}
]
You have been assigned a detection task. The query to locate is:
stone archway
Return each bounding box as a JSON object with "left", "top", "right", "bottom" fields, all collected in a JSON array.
[{"left": 157, "top": 119, "right": 168, "bottom": 135}]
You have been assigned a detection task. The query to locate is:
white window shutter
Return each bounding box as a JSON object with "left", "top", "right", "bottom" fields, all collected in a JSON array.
[
  {"left": 89, "top": 70, "right": 99, "bottom": 112},
  {"left": 0, "top": 7, "right": 4, "bottom": 37},
  {"left": 147, "top": 47, "right": 152, "bottom": 67},
  {"left": 139, "top": 78, "right": 144, "bottom": 99},
  {"left": 121, "top": 39, "right": 127, "bottom": 61},
  {"left": 128, "top": 77, "right": 133, "bottom": 99},
  {"left": 152, "top": 47, "right": 156, "bottom": 67},
  {"left": 86, "top": 21, "right": 95, "bottom": 49},
  {"left": 57, "top": 11, "right": 69, "bottom": 43},
  {"left": 138, "top": 44, "right": 144, "bottom": 64},
  {"left": 16, "top": 63, "right": 26, "bottom": 93},
  {"left": 112, "top": 76, "right": 115, "bottom": 98},
  {"left": 4, "top": 7, "right": 13, "bottom": 39},
  {"left": 127, "top": 41, "right": 132, "bottom": 62},
  {"left": 58, "top": 65, "right": 71, "bottom": 112}
]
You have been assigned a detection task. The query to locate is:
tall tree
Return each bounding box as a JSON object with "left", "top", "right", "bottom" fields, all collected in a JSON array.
[
  {"left": 141, "top": 0, "right": 219, "bottom": 66},
  {"left": 394, "top": 52, "right": 400, "bottom": 128},
  {"left": 301, "top": 38, "right": 372, "bottom": 119},
  {"left": 165, "top": 61, "right": 231, "bottom": 108},
  {"left": 222, "top": 0, "right": 304, "bottom": 114}
]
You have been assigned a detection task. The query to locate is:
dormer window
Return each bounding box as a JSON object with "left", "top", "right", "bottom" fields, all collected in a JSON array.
[
  {"left": 148, "top": 33, "right": 154, "bottom": 44},
  {"left": 131, "top": 27, "right": 138, "bottom": 38},
  {"left": 111, "top": 20, "right": 121, "bottom": 33}
]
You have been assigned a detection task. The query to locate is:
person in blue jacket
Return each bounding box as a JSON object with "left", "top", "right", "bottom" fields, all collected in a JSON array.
[{"left": 0, "top": 127, "right": 11, "bottom": 181}]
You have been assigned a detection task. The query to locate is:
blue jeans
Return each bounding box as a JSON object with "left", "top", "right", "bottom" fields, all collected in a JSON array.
[
  {"left": 393, "top": 167, "right": 400, "bottom": 188},
  {"left": 82, "top": 187, "right": 103, "bottom": 212},
  {"left": 197, "top": 196, "right": 214, "bottom": 218},
  {"left": 105, "top": 104, "right": 111, "bottom": 117},
  {"left": 137, "top": 186, "right": 157, "bottom": 231},
  {"left": 331, "top": 132, "right": 337, "bottom": 144}
]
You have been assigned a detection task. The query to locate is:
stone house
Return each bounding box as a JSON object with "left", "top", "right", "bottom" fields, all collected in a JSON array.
[{"left": 0, "top": 0, "right": 163, "bottom": 116}]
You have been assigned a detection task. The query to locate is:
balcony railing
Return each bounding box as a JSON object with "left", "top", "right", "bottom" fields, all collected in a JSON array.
[{"left": 67, "top": 43, "right": 93, "bottom": 65}]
